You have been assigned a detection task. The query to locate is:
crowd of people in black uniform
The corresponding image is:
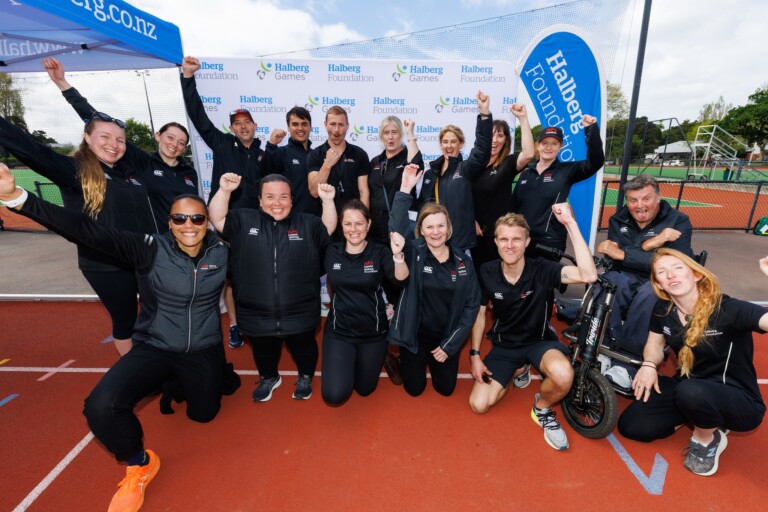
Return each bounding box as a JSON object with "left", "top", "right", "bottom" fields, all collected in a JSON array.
[{"left": 1, "top": 55, "right": 767, "bottom": 512}]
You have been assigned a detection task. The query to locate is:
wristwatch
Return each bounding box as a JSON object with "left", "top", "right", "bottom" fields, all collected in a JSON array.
[{"left": 469, "top": 349, "right": 481, "bottom": 357}]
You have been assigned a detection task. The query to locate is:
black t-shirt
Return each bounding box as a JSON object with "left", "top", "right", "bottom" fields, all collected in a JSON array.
[
  {"left": 306, "top": 141, "right": 371, "bottom": 213},
  {"left": 650, "top": 296, "right": 766, "bottom": 406},
  {"left": 472, "top": 153, "right": 520, "bottom": 235},
  {"left": 324, "top": 241, "right": 404, "bottom": 340},
  {"left": 478, "top": 257, "right": 563, "bottom": 347},
  {"left": 417, "top": 251, "right": 458, "bottom": 343}
]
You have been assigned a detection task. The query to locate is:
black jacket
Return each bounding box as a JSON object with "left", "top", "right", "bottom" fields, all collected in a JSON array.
[
  {"left": 387, "top": 191, "right": 481, "bottom": 356},
  {"left": 368, "top": 148, "right": 424, "bottom": 245},
  {"left": 417, "top": 114, "right": 492, "bottom": 251},
  {"left": 180, "top": 74, "right": 264, "bottom": 208},
  {"left": 222, "top": 207, "right": 332, "bottom": 336},
  {"left": 263, "top": 137, "right": 320, "bottom": 215},
  {"left": 511, "top": 123, "right": 604, "bottom": 249},
  {"left": 607, "top": 200, "right": 694, "bottom": 278},
  {"left": 61, "top": 87, "right": 200, "bottom": 232},
  {"left": 0, "top": 114, "right": 156, "bottom": 271},
  {"left": 15, "top": 193, "right": 227, "bottom": 352}
]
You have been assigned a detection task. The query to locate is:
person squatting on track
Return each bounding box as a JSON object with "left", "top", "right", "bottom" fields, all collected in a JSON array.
[
  {"left": 209, "top": 173, "right": 337, "bottom": 402},
  {"left": 321, "top": 201, "right": 409, "bottom": 405},
  {"left": 387, "top": 165, "right": 481, "bottom": 397},
  {"left": 467, "top": 205, "right": 598, "bottom": 451},
  {"left": 43, "top": 58, "right": 200, "bottom": 232},
  {"left": 618, "top": 248, "right": 768, "bottom": 477},
  {"left": 597, "top": 174, "right": 694, "bottom": 388},
  {"left": 0, "top": 104, "right": 155, "bottom": 357},
  {"left": 415, "top": 90, "right": 492, "bottom": 254},
  {"left": 0, "top": 163, "right": 238, "bottom": 512},
  {"left": 470, "top": 103, "right": 534, "bottom": 271},
  {"left": 511, "top": 114, "right": 603, "bottom": 258},
  {"left": 181, "top": 55, "right": 268, "bottom": 349},
  {"left": 307, "top": 105, "right": 371, "bottom": 214}
]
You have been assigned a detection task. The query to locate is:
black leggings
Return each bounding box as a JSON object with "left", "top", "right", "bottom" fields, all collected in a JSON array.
[
  {"left": 321, "top": 328, "right": 388, "bottom": 405},
  {"left": 246, "top": 330, "right": 318, "bottom": 380},
  {"left": 618, "top": 376, "right": 766, "bottom": 442},
  {"left": 82, "top": 269, "right": 138, "bottom": 339},
  {"left": 83, "top": 343, "right": 226, "bottom": 461},
  {"left": 399, "top": 343, "right": 461, "bottom": 397}
]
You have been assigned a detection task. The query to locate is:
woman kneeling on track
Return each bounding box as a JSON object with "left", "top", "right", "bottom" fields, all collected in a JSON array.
[
  {"left": 387, "top": 164, "right": 481, "bottom": 397},
  {"left": 0, "top": 163, "right": 238, "bottom": 512},
  {"left": 321, "top": 200, "right": 409, "bottom": 405},
  {"left": 618, "top": 248, "right": 768, "bottom": 477}
]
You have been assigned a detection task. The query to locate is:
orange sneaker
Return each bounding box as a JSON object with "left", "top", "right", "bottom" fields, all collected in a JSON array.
[{"left": 108, "top": 449, "right": 160, "bottom": 512}]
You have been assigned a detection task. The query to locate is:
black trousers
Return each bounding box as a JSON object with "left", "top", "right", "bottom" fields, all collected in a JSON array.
[
  {"left": 246, "top": 330, "right": 318, "bottom": 380},
  {"left": 399, "top": 343, "right": 461, "bottom": 397},
  {"left": 618, "top": 376, "right": 766, "bottom": 442},
  {"left": 321, "top": 328, "right": 388, "bottom": 405},
  {"left": 83, "top": 343, "right": 226, "bottom": 461}
]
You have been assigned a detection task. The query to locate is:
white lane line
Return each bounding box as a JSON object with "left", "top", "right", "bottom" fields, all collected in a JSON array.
[
  {"left": 37, "top": 360, "right": 76, "bottom": 381},
  {"left": 12, "top": 432, "right": 95, "bottom": 512}
]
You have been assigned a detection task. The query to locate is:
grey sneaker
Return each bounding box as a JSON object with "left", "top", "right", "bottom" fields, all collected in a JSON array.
[
  {"left": 530, "top": 393, "right": 569, "bottom": 450},
  {"left": 252, "top": 375, "right": 281, "bottom": 402},
  {"left": 513, "top": 364, "right": 531, "bottom": 389},
  {"left": 293, "top": 374, "right": 313, "bottom": 400},
  {"left": 682, "top": 429, "right": 728, "bottom": 476}
]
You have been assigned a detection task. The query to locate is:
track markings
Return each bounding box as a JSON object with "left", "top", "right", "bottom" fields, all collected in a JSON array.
[
  {"left": 12, "top": 432, "right": 95, "bottom": 512},
  {"left": 99, "top": 336, "right": 114, "bottom": 344},
  {"left": 37, "top": 359, "right": 76, "bottom": 381},
  {"left": 607, "top": 433, "right": 668, "bottom": 495},
  {"left": 0, "top": 394, "right": 19, "bottom": 407}
]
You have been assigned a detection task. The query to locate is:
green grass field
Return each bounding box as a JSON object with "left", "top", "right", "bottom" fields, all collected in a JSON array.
[{"left": 12, "top": 169, "right": 64, "bottom": 206}]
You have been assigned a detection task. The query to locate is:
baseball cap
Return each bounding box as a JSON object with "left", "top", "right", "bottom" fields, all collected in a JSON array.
[
  {"left": 229, "top": 109, "right": 254, "bottom": 124},
  {"left": 538, "top": 126, "right": 563, "bottom": 143}
]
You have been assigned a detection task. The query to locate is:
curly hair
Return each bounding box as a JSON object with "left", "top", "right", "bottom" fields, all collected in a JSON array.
[{"left": 650, "top": 248, "right": 722, "bottom": 377}]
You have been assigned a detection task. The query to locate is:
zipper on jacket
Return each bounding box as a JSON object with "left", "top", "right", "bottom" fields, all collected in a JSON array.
[
  {"left": 187, "top": 244, "right": 216, "bottom": 353},
  {"left": 273, "top": 221, "right": 281, "bottom": 333}
]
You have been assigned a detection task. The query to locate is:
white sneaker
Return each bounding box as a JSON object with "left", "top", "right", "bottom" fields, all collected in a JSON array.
[{"left": 604, "top": 366, "right": 632, "bottom": 390}]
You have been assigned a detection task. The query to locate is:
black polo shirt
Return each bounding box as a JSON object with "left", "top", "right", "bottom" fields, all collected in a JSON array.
[
  {"left": 417, "top": 251, "right": 459, "bottom": 342},
  {"left": 307, "top": 141, "right": 371, "bottom": 213},
  {"left": 478, "top": 257, "right": 563, "bottom": 347}
]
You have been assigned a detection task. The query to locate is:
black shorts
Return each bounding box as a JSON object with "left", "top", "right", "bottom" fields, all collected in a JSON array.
[
  {"left": 483, "top": 340, "right": 569, "bottom": 387},
  {"left": 82, "top": 269, "right": 138, "bottom": 340}
]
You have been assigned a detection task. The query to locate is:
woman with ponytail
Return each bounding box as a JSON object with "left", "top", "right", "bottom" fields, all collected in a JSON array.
[
  {"left": 618, "top": 248, "right": 768, "bottom": 477},
  {"left": 0, "top": 109, "right": 155, "bottom": 356}
]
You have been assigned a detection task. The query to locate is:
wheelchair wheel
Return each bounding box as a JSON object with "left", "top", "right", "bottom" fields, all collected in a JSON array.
[{"left": 562, "top": 365, "right": 618, "bottom": 439}]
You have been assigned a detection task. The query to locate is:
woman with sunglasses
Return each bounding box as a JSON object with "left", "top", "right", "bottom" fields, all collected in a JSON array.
[
  {"left": 510, "top": 115, "right": 603, "bottom": 258},
  {"left": 321, "top": 200, "right": 409, "bottom": 405},
  {"left": 42, "top": 58, "right": 200, "bottom": 232},
  {"left": 0, "top": 105, "right": 155, "bottom": 356},
  {"left": 470, "top": 104, "right": 535, "bottom": 271},
  {"left": 0, "top": 162, "right": 235, "bottom": 512},
  {"left": 618, "top": 248, "right": 768, "bottom": 477}
]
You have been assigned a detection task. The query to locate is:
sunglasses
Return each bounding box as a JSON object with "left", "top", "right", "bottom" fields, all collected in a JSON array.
[
  {"left": 86, "top": 112, "right": 128, "bottom": 130},
  {"left": 169, "top": 213, "right": 208, "bottom": 226}
]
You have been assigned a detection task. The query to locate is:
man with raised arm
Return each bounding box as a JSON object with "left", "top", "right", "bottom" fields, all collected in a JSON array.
[{"left": 468, "top": 205, "right": 597, "bottom": 451}]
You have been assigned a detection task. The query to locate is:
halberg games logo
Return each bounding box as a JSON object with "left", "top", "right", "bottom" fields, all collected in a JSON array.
[
  {"left": 306, "top": 95, "right": 356, "bottom": 113},
  {"left": 349, "top": 125, "right": 365, "bottom": 142},
  {"left": 435, "top": 96, "right": 478, "bottom": 114},
  {"left": 257, "top": 62, "right": 310, "bottom": 81},
  {"left": 393, "top": 63, "right": 443, "bottom": 82}
]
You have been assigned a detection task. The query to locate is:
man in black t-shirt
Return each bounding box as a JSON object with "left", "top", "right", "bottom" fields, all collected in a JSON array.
[{"left": 468, "top": 205, "right": 597, "bottom": 451}]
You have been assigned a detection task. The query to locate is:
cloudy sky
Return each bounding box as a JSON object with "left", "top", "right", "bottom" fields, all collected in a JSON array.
[{"left": 124, "top": 0, "right": 766, "bottom": 123}]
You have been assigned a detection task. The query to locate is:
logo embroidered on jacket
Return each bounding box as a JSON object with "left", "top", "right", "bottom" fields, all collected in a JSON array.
[
  {"left": 457, "top": 262, "right": 468, "bottom": 276},
  {"left": 542, "top": 173, "right": 553, "bottom": 183},
  {"left": 494, "top": 292, "right": 504, "bottom": 300},
  {"left": 704, "top": 329, "right": 723, "bottom": 337},
  {"left": 519, "top": 179, "right": 527, "bottom": 185},
  {"left": 248, "top": 228, "right": 259, "bottom": 236},
  {"left": 288, "top": 230, "right": 303, "bottom": 241},
  {"left": 184, "top": 178, "right": 194, "bottom": 187},
  {"left": 199, "top": 264, "right": 219, "bottom": 270},
  {"left": 130, "top": 178, "right": 141, "bottom": 186},
  {"left": 423, "top": 266, "right": 433, "bottom": 274},
  {"left": 452, "top": 171, "right": 462, "bottom": 179},
  {"left": 292, "top": 158, "right": 300, "bottom": 165},
  {"left": 333, "top": 263, "right": 342, "bottom": 270},
  {"left": 450, "top": 270, "right": 457, "bottom": 282},
  {"left": 363, "top": 260, "right": 377, "bottom": 273},
  {"left": 620, "top": 226, "right": 628, "bottom": 233},
  {"left": 520, "top": 290, "right": 533, "bottom": 298},
  {"left": 663, "top": 326, "right": 672, "bottom": 335},
  {"left": 153, "top": 170, "right": 164, "bottom": 177}
]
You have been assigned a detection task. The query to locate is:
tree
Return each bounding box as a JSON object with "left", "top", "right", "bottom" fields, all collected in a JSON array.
[
  {"left": 0, "top": 73, "right": 28, "bottom": 132},
  {"left": 30, "top": 130, "right": 57, "bottom": 145},
  {"left": 698, "top": 95, "right": 732, "bottom": 122},
  {"left": 607, "top": 82, "right": 629, "bottom": 121},
  {"left": 720, "top": 86, "right": 768, "bottom": 147},
  {"left": 125, "top": 118, "right": 155, "bottom": 153}
]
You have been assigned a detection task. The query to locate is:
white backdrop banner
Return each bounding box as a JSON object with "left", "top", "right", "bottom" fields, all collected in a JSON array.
[{"left": 186, "top": 57, "right": 518, "bottom": 200}]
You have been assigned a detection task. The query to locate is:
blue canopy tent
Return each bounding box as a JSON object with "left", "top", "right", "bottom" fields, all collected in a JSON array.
[{"left": 0, "top": 0, "right": 182, "bottom": 71}]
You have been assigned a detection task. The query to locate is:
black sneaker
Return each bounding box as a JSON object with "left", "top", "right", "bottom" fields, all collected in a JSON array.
[
  {"left": 252, "top": 376, "right": 282, "bottom": 402},
  {"left": 293, "top": 374, "right": 313, "bottom": 400},
  {"left": 228, "top": 325, "right": 244, "bottom": 349},
  {"left": 682, "top": 429, "right": 728, "bottom": 476}
]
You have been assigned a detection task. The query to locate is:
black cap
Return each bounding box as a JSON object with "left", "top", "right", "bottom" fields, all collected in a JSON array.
[
  {"left": 229, "top": 109, "right": 254, "bottom": 124},
  {"left": 538, "top": 126, "right": 563, "bottom": 143}
]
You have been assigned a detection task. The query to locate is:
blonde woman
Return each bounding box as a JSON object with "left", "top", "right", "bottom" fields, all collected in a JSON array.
[{"left": 618, "top": 248, "right": 768, "bottom": 476}]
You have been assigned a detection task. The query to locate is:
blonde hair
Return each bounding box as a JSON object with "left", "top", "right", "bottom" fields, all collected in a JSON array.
[
  {"left": 439, "top": 125, "right": 465, "bottom": 146},
  {"left": 415, "top": 203, "right": 452, "bottom": 241},
  {"left": 73, "top": 124, "right": 108, "bottom": 217},
  {"left": 650, "top": 248, "right": 722, "bottom": 377}
]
